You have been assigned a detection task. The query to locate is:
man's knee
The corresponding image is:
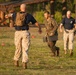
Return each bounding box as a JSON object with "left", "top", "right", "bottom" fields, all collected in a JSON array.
[
  {"left": 56, "top": 47, "right": 59, "bottom": 50},
  {"left": 48, "top": 42, "right": 54, "bottom": 47}
]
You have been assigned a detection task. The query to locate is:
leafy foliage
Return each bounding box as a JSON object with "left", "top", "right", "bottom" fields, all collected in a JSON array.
[
  {"left": 35, "top": 10, "right": 44, "bottom": 24},
  {"left": 55, "top": 11, "right": 62, "bottom": 23},
  {"left": 0, "top": 0, "right": 75, "bottom": 23}
]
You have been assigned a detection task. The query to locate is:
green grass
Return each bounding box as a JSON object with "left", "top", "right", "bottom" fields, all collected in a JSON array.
[{"left": 0, "top": 27, "right": 76, "bottom": 75}]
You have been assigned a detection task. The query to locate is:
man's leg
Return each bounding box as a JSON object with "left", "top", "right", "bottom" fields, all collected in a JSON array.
[
  {"left": 14, "top": 31, "right": 22, "bottom": 67},
  {"left": 22, "top": 31, "right": 30, "bottom": 69},
  {"left": 55, "top": 46, "right": 60, "bottom": 56},
  {"left": 52, "top": 41, "right": 60, "bottom": 56},
  {"left": 48, "top": 41, "right": 57, "bottom": 56},
  {"left": 69, "top": 32, "right": 74, "bottom": 56},
  {"left": 63, "top": 31, "right": 69, "bottom": 54}
]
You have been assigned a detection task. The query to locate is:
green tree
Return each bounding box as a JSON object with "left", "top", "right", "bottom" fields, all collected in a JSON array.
[
  {"left": 74, "top": 0, "right": 76, "bottom": 17},
  {"left": 0, "top": 0, "right": 5, "bottom": 2}
]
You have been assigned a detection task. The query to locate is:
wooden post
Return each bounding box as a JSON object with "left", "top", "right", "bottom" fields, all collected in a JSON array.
[
  {"left": 9, "top": 8, "right": 15, "bottom": 27},
  {"left": 62, "top": 0, "right": 67, "bottom": 18},
  {"left": 9, "top": 19, "right": 14, "bottom": 27},
  {"left": 75, "top": 4, "right": 76, "bottom": 15},
  {"left": 0, "top": 11, "right": 1, "bottom": 18},
  {"left": 74, "top": 0, "right": 76, "bottom": 14},
  {"left": 42, "top": 2, "right": 45, "bottom": 10},
  {"left": 50, "top": 0, "right": 55, "bottom": 18},
  {"left": 0, "top": 11, "right": 5, "bottom": 25},
  {"left": 0, "top": 11, "right": 5, "bottom": 20},
  {"left": 0, "top": 11, "right": 1, "bottom": 22},
  {"left": 74, "top": 0, "right": 76, "bottom": 20}
]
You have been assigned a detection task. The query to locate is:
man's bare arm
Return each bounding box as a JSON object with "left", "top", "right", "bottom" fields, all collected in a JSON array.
[
  {"left": 35, "top": 22, "right": 42, "bottom": 33},
  {"left": 60, "top": 23, "right": 63, "bottom": 32}
]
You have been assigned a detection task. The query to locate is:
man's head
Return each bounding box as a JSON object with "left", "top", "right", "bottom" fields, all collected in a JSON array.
[
  {"left": 44, "top": 11, "right": 50, "bottom": 19},
  {"left": 66, "top": 10, "right": 71, "bottom": 18},
  {"left": 20, "top": 4, "right": 26, "bottom": 12}
]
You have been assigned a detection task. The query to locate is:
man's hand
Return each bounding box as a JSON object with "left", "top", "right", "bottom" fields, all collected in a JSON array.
[
  {"left": 50, "top": 32, "right": 54, "bottom": 36},
  {"left": 5, "top": 13, "right": 13, "bottom": 19},
  {"left": 38, "top": 29, "right": 42, "bottom": 34},
  {"left": 60, "top": 29, "right": 63, "bottom": 33},
  {"left": 60, "top": 24, "right": 63, "bottom": 33},
  {"left": 35, "top": 22, "right": 42, "bottom": 34},
  {"left": 5, "top": 15, "right": 9, "bottom": 19}
]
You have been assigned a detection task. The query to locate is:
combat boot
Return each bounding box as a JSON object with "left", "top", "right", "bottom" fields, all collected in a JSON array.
[
  {"left": 22, "top": 62, "right": 27, "bottom": 69},
  {"left": 57, "top": 49, "right": 59, "bottom": 56},
  {"left": 14, "top": 60, "right": 19, "bottom": 67},
  {"left": 56, "top": 47, "right": 60, "bottom": 56}
]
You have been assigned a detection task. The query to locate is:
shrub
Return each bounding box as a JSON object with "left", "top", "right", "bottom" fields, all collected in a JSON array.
[
  {"left": 34, "top": 10, "right": 44, "bottom": 24},
  {"left": 55, "top": 11, "right": 62, "bottom": 23},
  {"left": 72, "top": 13, "right": 75, "bottom": 18},
  {"left": 34, "top": 11, "right": 75, "bottom": 24},
  {"left": 35, "top": 11, "right": 62, "bottom": 24}
]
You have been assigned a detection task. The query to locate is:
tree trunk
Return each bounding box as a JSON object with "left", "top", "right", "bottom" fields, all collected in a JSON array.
[
  {"left": 50, "top": 0, "right": 55, "bottom": 18},
  {"left": 75, "top": 5, "right": 76, "bottom": 13},
  {"left": 0, "top": 11, "right": 5, "bottom": 20},
  {"left": 9, "top": 19, "right": 14, "bottom": 27},
  {"left": 62, "top": 0, "right": 67, "bottom": 18}
]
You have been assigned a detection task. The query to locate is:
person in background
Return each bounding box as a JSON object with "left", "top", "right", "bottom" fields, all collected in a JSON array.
[
  {"left": 60, "top": 10, "right": 76, "bottom": 56},
  {"left": 44, "top": 11, "right": 60, "bottom": 57}
]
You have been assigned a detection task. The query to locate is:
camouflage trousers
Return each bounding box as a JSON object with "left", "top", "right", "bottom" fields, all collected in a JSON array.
[
  {"left": 63, "top": 29, "right": 74, "bottom": 51},
  {"left": 14, "top": 30, "right": 30, "bottom": 63}
]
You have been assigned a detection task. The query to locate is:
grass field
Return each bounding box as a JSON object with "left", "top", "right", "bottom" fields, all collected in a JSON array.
[{"left": 0, "top": 27, "right": 76, "bottom": 75}]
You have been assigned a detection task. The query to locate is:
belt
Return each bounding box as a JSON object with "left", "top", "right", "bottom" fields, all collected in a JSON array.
[
  {"left": 65, "top": 29, "right": 74, "bottom": 33},
  {"left": 16, "top": 29, "right": 28, "bottom": 31}
]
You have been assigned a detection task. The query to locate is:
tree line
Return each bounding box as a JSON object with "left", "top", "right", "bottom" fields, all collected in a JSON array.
[
  {"left": 0, "top": 0, "right": 75, "bottom": 13},
  {"left": 0, "top": 0, "right": 76, "bottom": 23}
]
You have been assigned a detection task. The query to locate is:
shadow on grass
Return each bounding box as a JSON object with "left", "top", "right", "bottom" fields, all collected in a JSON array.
[{"left": 27, "top": 65, "right": 76, "bottom": 70}]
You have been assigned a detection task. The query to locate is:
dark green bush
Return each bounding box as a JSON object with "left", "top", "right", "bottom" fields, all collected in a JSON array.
[
  {"left": 35, "top": 11, "right": 62, "bottom": 24},
  {"left": 35, "top": 10, "right": 44, "bottom": 24},
  {"left": 55, "top": 11, "right": 62, "bottom": 23}
]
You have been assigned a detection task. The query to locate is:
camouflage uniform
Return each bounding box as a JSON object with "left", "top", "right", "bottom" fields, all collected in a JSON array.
[{"left": 44, "top": 18, "right": 59, "bottom": 56}]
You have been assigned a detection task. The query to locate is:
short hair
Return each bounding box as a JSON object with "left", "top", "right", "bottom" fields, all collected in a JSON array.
[{"left": 44, "top": 11, "right": 50, "bottom": 14}]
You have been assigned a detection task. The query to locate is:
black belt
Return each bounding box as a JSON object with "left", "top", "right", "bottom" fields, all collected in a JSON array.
[
  {"left": 64, "top": 29, "right": 74, "bottom": 33},
  {"left": 16, "top": 29, "right": 28, "bottom": 31}
]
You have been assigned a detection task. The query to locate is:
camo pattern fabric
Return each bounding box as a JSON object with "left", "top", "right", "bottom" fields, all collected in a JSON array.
[{"left": 14, "top": 30, "right": 30, "bottom": 63}]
